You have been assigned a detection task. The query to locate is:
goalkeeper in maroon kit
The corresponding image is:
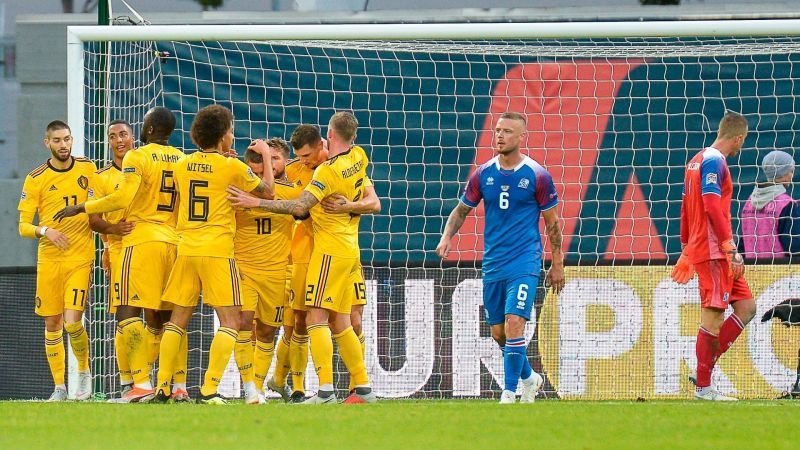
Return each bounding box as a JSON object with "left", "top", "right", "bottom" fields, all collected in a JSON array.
[{"left": 672, "top": 111, "right": 756, "bottom": 401}]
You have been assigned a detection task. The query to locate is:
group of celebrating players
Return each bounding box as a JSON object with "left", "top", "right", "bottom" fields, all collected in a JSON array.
[{"left": 18, "top": 104, "right": 752, "bottom": 403}]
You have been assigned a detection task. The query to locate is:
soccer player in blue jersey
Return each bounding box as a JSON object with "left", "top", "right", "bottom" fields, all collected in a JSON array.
[{"left": 437, "top": 111, "right": 565, "bottom": 404}]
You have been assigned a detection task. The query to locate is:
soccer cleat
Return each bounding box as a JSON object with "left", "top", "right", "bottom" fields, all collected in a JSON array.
[
  {"left": 695, "top": 387, "right": 738, "bottom": 401},
  {"left": 302, "top": 390, "right": 337, "bottom": 404},
  {"left": 171, "top": 388, "right": 191, "bottom": 403},
  {"left": 267, "top": 377, "right": 291, "bottom": 403},
  {"left": 151, "top": 390, "right": 171, "bottom": 404},
  {"left": 243, "top": 381, "right": 264, "bottom": 405},
  {"left": 46, "top": 386, "right": 68, "bottom": 402},
  {"left": 119, "top": 386, "right": 156, "bottom": 403},
  {"left": 519, "top": 372, "right": 544, "bottom": 403},
  {"left": 75, "top": 370, "right": 93, "bottom": 401},
  {"left": 499, "top": 390, "right": 517, "bottom": 404},
  {"left": 343, "top": 386, "right": 377, "bottom": 404},
  {"left": 196, "top": 393, "right": 228, "bottom": 405},
  {"left": 120, "top": 384, "right": 133, "bottom": 397},
  {"left": 290, "top": 391, "right": 306, "bottom": 403},
  {"left": 688, "top": 370, "right": 698, "bottom": 387}
]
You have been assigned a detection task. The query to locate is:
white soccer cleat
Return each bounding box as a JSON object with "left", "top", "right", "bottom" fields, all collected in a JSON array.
[
  {"left": 695, "top": 387, "right": 738, "bottom": 401},
  {"left": 267, "top": 377, "right": 292, "bottom": 403},
  {"left": 519, "top": 372, "right": 544, "bottom": 403},
  {"left": 75, "top": 370, "right": 93, "bottom": 401},
  {"left": 499, "top": 390, "right": 517, "bottom": 404},
  {"left": 243, "top": 381, "right": 264, "bottom": 405},
  {"left": 302, "top": 390, "right": 337, "bottom": 404},
  {"left": 47, "top": 386, "right": 68, "bottom": 402}
]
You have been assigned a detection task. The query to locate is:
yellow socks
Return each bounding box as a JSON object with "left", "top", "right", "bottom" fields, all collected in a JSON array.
[
  {"left": 308, "top": 323, "right": 334, "bottom": 387},
  {"left": 64, "top": 322, "right": 89, "bottom": 372},
  {"left": 173, "top": 332, "right": 188, "bottom": 388},
  {"left": 253, "top": 339, "right": 275, "bottom": 392},
  {"left": 44, "top": 329, "right": 66, "bottom": 386},
  {"left": 145, "top": 325, "right": 162, "bottom": 371},
  {"left": 334, "top": 326, "right": 369, "bottom": 387},
  {"left": 115, "top": 325, "right": 132, "bottom": 386},
  {"left": 273, "top": 334, "right": 291, "bottom": 388},
  {"left": 349, "top": 330, "right": 367, "bottom": 391},
  {"left": 234, "top": 330, "right": 254, "bottom": 385},
  {"left": 289, "top": 333, "right": 309, "bottom": 393},
  {"left": 155, "top": 323, "right": 184, "bottom": 394},
  {"left": 200, "top": 326, "right": 238, "bottom": 397},
  {"left": 118, "top": 317, "right": 150, "bottom": 388}
]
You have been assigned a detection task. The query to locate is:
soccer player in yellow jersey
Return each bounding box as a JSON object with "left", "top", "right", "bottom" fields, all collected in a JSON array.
[
  {"left": 18, "top": 120, "right": 96, "bottom": 401},
  {"left": 233, "top": 138, "right": 302, "bottom": 404},
  {"left": 155, "top": 105, "right": 275, "bottom": 404},
  {"left": 86, "top": 119, "right": 135, "bottom": 394},
  {"left": 56, "top": 107, "right": 188, "bottom": 403},
  {"left": 228, "top": 112, "right": 378, "bottom": 404}
]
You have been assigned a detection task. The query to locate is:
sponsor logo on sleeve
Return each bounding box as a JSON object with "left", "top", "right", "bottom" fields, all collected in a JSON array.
[
  {"left": 20, "top": 191, "right": 26, "bottom": 200},
  {"left": 310, "top": 180, "right": 325, "bottom": 190},
  {"left": 706, "top": 173, "right": 718, "bottom": 185},
  {"left": 123, "top": 167, "right": 136, "bottom": 173},
  {"left": 247, "top": 167, "right": 256, "bottom": 179}
]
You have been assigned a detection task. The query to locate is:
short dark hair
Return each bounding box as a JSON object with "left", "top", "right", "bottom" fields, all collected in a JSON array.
[
  {"left": 290, "top": 124, "right": 322, "bottom": 151},
  {"left": 267, "top": 137, "right": 291, "bottom": 159},
  {"left": 244, "top": 149, "right": 262, "bottom": 164},
  {"left": 329, "top": 111, "right": 358, "bottom": 143},
  {"left": 499, "top": 112, "right": 527, "bottom": 126},
  {"left": 144, "top": 106, "right": 176, "bottom": 137},
  {"left": 108, "top": 119, "right": 132, "bottom": 132},
  {"left": 191, "top": 105, "right": 233, "bottom": 150},
  {"left": 45, "top": 120, "right": 70, "bottom": 137}
]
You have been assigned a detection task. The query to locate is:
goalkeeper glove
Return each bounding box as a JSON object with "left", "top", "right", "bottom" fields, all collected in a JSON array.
[
  {"left": 720, "top": 240, "right": 745, "bottom": 280},
  {"left": 671, "top": 252, "right": 694, "bottom": 284}
]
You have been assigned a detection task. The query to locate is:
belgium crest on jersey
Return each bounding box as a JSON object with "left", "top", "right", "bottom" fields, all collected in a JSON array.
[{"left": 77, "top": 175, "right": 89, "bottom": 190}]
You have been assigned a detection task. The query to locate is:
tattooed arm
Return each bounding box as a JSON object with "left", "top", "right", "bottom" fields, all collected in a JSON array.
[
  {"left": 227, "top": 186, "right": 318, "bottom": 218},
  {"left": 542, "top": 207, "right": 565, "bottom": 293},
  {"left": 435, "top": 202, "right": 473, "bottom": 258}
]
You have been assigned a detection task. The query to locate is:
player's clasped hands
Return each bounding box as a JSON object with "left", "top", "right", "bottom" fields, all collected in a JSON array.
[
  {"left": 226, "top": 185, "right": 260, "bottom": 209},
  {"left": 321, "top": 194, "right": 351, "bottom": 214}
]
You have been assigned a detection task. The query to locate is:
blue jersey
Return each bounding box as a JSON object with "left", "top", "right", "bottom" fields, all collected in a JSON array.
[{"left": 460, "top": 155, "right": 558, "bottom": 281}]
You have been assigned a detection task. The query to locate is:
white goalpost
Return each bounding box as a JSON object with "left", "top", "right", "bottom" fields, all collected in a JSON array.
[{"left": 68, "top": 20, "right": 800, "bottom": 400}]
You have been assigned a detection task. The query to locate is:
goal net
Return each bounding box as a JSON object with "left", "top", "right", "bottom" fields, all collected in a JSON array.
[{"left": 73, "top": 22, "right": 800, "bottom": 400}]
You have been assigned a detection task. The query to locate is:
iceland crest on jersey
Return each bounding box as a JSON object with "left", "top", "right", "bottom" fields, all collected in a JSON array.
[{"left": 460, "top": 155, "right": 558, "bottom": 282}]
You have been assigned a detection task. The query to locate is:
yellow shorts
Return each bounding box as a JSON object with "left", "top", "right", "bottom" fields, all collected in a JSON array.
[
  {"left": 108, "top": 246, "right": 122, "bottom": 314},
  {"left": 162, "top": 255, "right": 242, "bottom": 308},
  {"left": 35, "top": 259, "right": 93, "bottom": 317},
  {"left": 304, "top": 253, "right": 362, "bottom": 314},
  {"left": 283, "top": 264, "right": 294, "bottom": 327},
  {"left": 290, "top": 262, "right": 309, "bottom": 312},
  {"left": 352, "top": 263, "right": 367, "bottom": 308},
  {"left": 117, "top": 241, "right": 176, "bottom": 311},
  {"left": 240, "top": 265, "right": 287, "bottom": 328}
]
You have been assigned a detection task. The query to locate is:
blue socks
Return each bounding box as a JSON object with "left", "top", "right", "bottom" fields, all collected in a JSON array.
[{"left": 504, "top": 337, "right": 528, "bottom": 393}]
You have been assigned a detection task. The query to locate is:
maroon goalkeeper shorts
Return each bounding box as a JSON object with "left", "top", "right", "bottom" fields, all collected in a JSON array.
[{"left": 695, "top": 259, "right": 753, "bottom": 309}]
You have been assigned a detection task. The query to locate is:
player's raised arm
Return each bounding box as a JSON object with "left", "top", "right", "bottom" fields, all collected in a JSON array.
[{"left": 243, "top": 139, "right": 275, "bottom": 199}]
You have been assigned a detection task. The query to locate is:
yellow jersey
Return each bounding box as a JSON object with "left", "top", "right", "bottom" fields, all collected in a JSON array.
[
  {"left": 85, "top": 143, "right": 185, "bottom": 248},
  {"left": 174, "top": 151, "right": 262, "bottom": 258},
  {"left": 89, "top": 163, "right": 125, "bottom": 253},
  {"left": 304, "top": 145, "right": 370, "bottom": 259},
  {"left": 18, "top": 157, "right": 97, "bottom": 262},
  {"left": 285, "top": 159, "right": 314, "bottom": 264},
  {"left": 234, "top": 180, "right": 303, "bottom": 270}
]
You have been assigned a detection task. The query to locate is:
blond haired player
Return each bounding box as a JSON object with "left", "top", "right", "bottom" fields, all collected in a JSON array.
[
  {"left": 87, "top": 119, "right": 136, "bottom": 394},
  {"left": 233, "top": 138, "right": 302, "bottom": 404},
  {"left": 154, "top": 105, "right": 275, "bottom": 404},
  {"left": 19, "top": 120, "right": 96, "bottom": 401},
  {"left": 56, "top": 107, "right": 188, "bottom": 403},
  {"left": 228, "top": 112, "right": 378, "bottom": 404}
]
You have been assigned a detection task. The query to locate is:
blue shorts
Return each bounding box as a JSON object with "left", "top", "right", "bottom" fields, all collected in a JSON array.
[{"left": 482, "top": 275, "right": 540, "bottom": 326}]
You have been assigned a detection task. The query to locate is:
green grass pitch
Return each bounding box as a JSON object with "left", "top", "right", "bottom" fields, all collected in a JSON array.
[{"left": 2, "top": 400, "right": 799, "bottom": 449}]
